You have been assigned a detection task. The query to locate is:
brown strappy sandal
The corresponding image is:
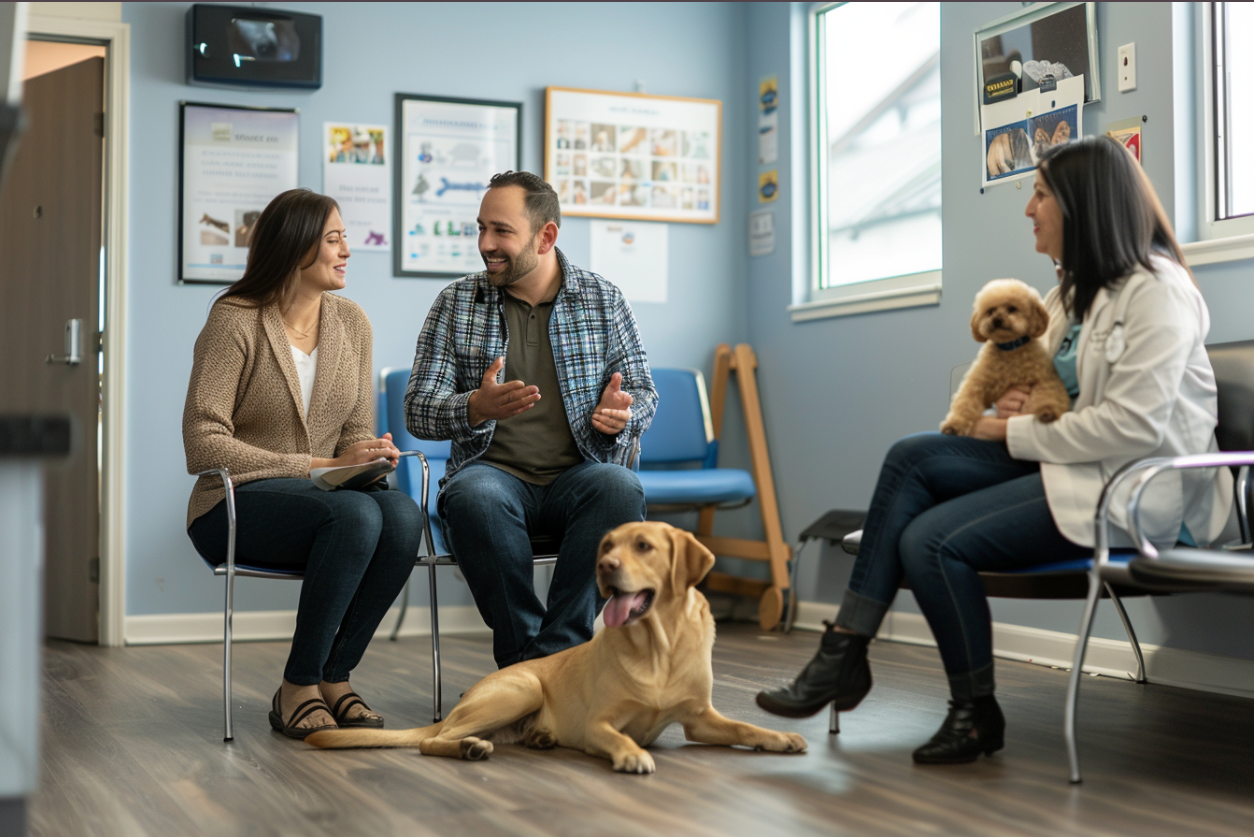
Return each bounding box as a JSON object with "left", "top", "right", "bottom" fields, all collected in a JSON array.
[
  {"left": 329, "top": 691, "right": 385, "bottom": 729},
  {"left": 269, "top": 688, "right": 337, "bottom": 739}
]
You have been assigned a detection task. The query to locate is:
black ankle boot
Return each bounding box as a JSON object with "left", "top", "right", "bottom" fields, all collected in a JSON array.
[
  {"left": 911, "top": 695, "right": 1005, "bottom": 764},
  {"left": 755, "top": 622, "right": 872, "bottom": 718}
]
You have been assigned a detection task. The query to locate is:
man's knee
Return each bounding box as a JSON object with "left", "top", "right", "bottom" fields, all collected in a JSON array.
[
  {"left": 580, "top": 464, "right": 645, "bottom": 514},
  {"left": 443, "top": 466, "right": 524, "bottom": 523}
]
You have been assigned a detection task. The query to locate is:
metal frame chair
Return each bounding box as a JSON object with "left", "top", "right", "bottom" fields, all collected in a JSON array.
[
  {"left": 195, "top": 466, "right": 305, "bottom": 742},
  {"left": 377, "top": 367, "right": 558, "bottom": 722}
]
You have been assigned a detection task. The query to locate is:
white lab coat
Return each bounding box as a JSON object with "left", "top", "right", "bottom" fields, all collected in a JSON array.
[{"left": 1006, "top": 256, "right": 1234, "bottom": 548}]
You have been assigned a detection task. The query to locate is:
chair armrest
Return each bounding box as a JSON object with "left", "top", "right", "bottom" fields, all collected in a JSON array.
[
  {"left": 397, "top": 450, "right": 439, "bottom": 558},
  {"left": 1121, "top": 451, "right": 1254, "bottom": 558},
  {"left": 841, "top": 529, "right": 862, "bottom": 555},
  {"left": 194, "top": 467, "right": 237, "bottom": 570}
]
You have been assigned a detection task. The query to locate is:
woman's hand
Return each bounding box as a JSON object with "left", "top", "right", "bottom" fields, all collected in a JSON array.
[
  {"left": 311, "top": 433, "right": 400, "bottom": 472},
  {"left": 972, "top": 417, "right": 1008, "bottom": 442},
  {"left": 994, "top": 385, "right": 1032, "bottom": 419}
]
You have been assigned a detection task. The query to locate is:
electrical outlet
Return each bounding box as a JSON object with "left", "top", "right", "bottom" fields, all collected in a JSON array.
[{"left": 1118, "top": 43, "right": 1137, "bottom": 92}]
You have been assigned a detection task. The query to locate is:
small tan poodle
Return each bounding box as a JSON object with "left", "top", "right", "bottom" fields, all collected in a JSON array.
[{"left": 941, "top": 278, "right": 1071, "bottom": 436}]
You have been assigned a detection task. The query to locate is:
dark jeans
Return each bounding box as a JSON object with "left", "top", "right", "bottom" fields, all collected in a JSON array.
[
  {"left": 837, "top": 432, "right": 1089, "bottom": 700},
  {"left": 439, "top": 460, "right": 646, "bottom": 668},
  {"left": 189, "top": 478, "right": 423, "bottom": 686}
]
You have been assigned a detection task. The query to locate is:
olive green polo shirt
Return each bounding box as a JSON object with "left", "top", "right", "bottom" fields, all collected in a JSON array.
[{"left": 480, "top": 292, "right": 584, "bottom": 484}]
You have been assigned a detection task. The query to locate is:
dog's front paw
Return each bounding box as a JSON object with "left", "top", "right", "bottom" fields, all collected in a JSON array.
[
  {"left": 940, "top": 422, "right": 960, "bottom": 436},
  {"left": 755, "top": 732, "right": 808, "bottom": 754},
  {"left": 613, "top": 750, "right": 656, "bottom": 774},
  {"left": 459, "top": 737, "right": 493, "bottom": 761}
]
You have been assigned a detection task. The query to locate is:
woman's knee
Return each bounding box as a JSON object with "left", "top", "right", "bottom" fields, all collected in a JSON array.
[
  {"left": 885, "top": 432, "right": 947, "bottom": 468},
  {"left": 327, "top": 490, "right": 385, "bottom": 538}
]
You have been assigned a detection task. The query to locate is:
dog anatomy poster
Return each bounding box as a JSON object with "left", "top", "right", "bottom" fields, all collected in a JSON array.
[
  {"left": 323, "top": 123, "right": 390, "bottom": 253},
  {"left": 179, "top": 103, "right": 299, "bottom": 284},
  {"left": 981, "top": 75, "right": 1083, "bottom": 187},
  {"left": 394, "top": 94, "right": 521, "bottom": 278}
]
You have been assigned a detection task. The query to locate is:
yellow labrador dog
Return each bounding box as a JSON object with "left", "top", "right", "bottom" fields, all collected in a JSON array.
[{"left": 307, "top": 522, "right": 806, "bottom": 773}]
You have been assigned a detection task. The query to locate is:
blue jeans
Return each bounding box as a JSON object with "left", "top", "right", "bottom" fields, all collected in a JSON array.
[
  {"left": 837, "top": 433, "right": 1089, "bottom": 700},
  {"left": 189, "top": 479, "right": 423, "bottom": 686},
  {"left": 439, "top": 460, "right": 646, "bottom": 667}
]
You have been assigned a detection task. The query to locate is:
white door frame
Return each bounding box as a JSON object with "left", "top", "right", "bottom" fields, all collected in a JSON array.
[{"left": 26, "top": 13, "right": 129, "bottom": 646}]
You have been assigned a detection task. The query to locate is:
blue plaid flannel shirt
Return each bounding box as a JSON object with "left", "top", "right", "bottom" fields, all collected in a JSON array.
[{"left": 403, "top": 248, "right": 658, "bottom": 492}]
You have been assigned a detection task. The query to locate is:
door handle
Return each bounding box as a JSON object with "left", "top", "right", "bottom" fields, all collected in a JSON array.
[{"left": 46, "top": 318, "right": 82, "bottom": 366}]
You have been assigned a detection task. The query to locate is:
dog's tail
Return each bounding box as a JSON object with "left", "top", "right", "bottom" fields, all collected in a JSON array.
[{"left": 306, "top": 723, "right": 440, "bottom": 750}]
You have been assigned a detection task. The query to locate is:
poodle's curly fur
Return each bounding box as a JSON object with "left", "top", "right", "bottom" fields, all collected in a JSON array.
[{"left": 941, "top": 279, "right": 1071, "bottom": 437}]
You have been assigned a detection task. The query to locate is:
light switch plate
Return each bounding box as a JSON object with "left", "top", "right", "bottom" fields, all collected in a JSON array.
[{"left": 1118, "top": 43, "right": 1137, "bottom": 92}]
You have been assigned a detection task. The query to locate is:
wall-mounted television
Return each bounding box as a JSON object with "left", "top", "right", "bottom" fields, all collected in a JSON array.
[{"left": 186, "top": 4, "right": 322, "bottom": 90}]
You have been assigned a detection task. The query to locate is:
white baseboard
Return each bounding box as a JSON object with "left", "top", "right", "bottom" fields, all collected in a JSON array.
[
  {"left": 793, "top": 600, "right": 1254, "bottom": 700},
  {"left": 124, "top": 605, "right": 490, "bottom": 646}
]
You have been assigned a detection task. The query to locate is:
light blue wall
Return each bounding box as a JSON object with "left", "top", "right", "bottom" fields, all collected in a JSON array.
[
  {"left": 744, "top": 2, "right": 1254, "bottom": 659},
  {"left": 121, "top": 2, "right": 750, "bottom": 616}
]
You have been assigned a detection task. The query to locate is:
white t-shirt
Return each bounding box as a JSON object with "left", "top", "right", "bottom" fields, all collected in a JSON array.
[{"left": 291, "top": 345, "right": 318, "bottom": 418}]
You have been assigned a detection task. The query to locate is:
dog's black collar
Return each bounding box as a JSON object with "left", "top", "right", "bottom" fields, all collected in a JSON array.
[{"left": 995, "top": 336, "right": 1032, "bottom": 351}]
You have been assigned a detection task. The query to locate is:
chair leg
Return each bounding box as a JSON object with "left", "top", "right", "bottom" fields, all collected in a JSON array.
[
  {"left": 223, "top": 566, "right": 235, "bottom": 742},
  {"left": 783, "top": 539, "right": 807, "bottom": 634},
  {"left": 1104, "top": 582, "right": 1147, "bottom": 683},
  {"left": 389, "top": 577, "right": 410, "bottom": 641},
  {"left": 829, "top": 703, "right": 840, "bottom": 735},
  {"left": 428, "top": 562, "right": 443, "bottom": 723},
  {"left": 1065, "top": 571, "right": 1103, "bottom": 784}
]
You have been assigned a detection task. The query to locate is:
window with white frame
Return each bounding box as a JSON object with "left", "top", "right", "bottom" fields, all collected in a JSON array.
[
  {"left": 1201, "top": 1, "right": 1254, "bottom": 241},
  {"left": 799, "top": 1, "right": 942, "bottom": 320}
]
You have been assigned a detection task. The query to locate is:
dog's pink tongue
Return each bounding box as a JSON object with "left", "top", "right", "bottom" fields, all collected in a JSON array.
[{"left": 603, "top": 591, "right": 647, "bottom": 628}]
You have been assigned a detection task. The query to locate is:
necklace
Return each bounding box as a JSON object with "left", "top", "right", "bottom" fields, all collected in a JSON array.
[{"left": 283, "top": 313, "right": 319, "bottom": 339}]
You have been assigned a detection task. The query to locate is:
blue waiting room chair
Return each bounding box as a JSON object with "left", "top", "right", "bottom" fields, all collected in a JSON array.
[
  {"left": 636, "top": 346, "right": 794, "bottom": 628},
  {"left": 379, "top": 367, "right": 557, "bottom": 722}
]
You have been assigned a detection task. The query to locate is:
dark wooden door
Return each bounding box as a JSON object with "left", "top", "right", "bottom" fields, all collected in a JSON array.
[{"left": 0, "top": 57, "right": 104, "bottom": 642}]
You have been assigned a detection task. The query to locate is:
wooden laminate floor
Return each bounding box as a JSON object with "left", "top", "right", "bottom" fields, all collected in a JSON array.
[{"left": 32, "top": 624, "right": 1254, "bottom": 837}]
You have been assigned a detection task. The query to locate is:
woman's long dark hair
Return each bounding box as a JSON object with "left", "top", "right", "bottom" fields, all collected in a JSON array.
[
  {"left": 218, "top": 189, "right": 340, "bottom": 309},
  {"left": 1037, "top": 136, "right": 1192, "bottom": 321}
]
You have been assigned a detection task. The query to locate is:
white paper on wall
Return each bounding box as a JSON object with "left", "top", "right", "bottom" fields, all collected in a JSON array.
[{"left": 589, "top": 220, "right": 668, "bottom": 304}]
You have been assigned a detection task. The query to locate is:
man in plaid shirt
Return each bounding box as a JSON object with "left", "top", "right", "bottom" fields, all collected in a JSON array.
[{"left": 404, "top": 171, "right": 657, "bottom": 668}]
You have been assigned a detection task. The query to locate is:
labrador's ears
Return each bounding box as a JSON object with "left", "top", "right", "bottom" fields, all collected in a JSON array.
[
  {"left": 670, "top": 527, "right": 716, "bottom": 589},
  {"left": 1027, "top": 292, "right": 1050, "bottom": 338}
]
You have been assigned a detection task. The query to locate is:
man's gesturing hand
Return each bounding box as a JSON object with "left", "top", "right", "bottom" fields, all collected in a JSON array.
[
  {"left": 591, "top": 372, "right": 633, "bottom": 436},
  {"left": 467, "top": 357, "right": 540, "bottom": 427}
]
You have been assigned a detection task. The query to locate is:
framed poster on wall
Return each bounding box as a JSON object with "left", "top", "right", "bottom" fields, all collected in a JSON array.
[
  {"left": 544, "top": 86, "right": 721, "bottom": 224},
  {"left": 178, "top": 102, "right": 299, "bottom": 284},
  {"left": 394, "top": 93, "right": 522, "bottom": 278}
]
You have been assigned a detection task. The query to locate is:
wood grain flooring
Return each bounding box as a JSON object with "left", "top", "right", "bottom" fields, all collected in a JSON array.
[{"left": 31, "top": 624, "right": 1254, "bottom": 837}]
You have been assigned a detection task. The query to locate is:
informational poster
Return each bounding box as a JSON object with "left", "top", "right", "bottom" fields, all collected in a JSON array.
[
  {"left": 179, "top": 103, "right": 299, "bottom": 284},
  {"left": 758, "top": 74, "right": 779, "bottom": 165},
  {"left": 589, "top": 220, "right": 668, "bottom": 304},
  {"left": 980, "top": 75, "right": 1084, "bottom": 187},
  {"left": 759, "top": 169, "right": 779, "bottom": 203},
  {"left": 1105, "top": 116, "right": 1142, "bottom": 164},
  {"left": 749, "top": 210, "right": 775, "bottom": 257},
  {"left": 544, "top": 87, "right": 721, "bottom": 224},
  {"left": 394, "top": 94, "right": 521, "bottom": 278},
  {"left": 323, "top": 122, "right": 390, "bottom": 252}
]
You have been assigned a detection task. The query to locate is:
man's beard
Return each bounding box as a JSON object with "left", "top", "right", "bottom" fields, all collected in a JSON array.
[{"left": 483, "top": 235, "right": 539, "bottom": 288}]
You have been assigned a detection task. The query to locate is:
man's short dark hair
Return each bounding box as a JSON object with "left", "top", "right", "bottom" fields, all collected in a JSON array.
[{"left": 488, "top": 170, "right": 561, "bottom": 232}]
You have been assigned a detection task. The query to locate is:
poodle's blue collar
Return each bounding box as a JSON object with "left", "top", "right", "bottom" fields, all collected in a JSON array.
[{"left": 995, "top": 336, "right": 1032, "bottom": 351}]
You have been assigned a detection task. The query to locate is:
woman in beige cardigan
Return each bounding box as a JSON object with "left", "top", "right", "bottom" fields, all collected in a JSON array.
[{"left": 184, "top": 189, "right": 422, "bottom": 738}]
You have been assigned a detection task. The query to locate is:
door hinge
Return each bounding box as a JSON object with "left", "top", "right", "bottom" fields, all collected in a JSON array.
[
  {"left": 89, "top": 557, "right": 100, "bottom": 583},
  {"left": 93, "top": 113, "right": 105, "bottom": 138}
]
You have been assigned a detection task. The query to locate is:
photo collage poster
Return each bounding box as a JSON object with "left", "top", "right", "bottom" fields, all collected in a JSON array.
[
  {"left": 397, "top": 97, "right": 519, "bottom": 276},
  {"left": 545, "top": 88, "right": 721, "bottom": 224},
  {"left": 981, "top": 75, "right": 1084, "bottom": 187},
  {"left": 180, "top": 104, "right": 299, "bottom": 283},
  {"left": 323, "top": 123, "right": 391, "bottom": 252}
]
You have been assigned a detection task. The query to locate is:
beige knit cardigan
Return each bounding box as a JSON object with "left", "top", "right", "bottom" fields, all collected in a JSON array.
[{"left": 182, "top": 293, "right": 375, "bottom": 526}]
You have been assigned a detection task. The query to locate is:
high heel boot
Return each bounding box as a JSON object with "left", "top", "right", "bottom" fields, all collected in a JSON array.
[
  {"left": 911, "top": 695, "right": 1005, "bottom": 764},
  {"left": 755, "top": 622, "right": 872, "bottom": 718}
]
